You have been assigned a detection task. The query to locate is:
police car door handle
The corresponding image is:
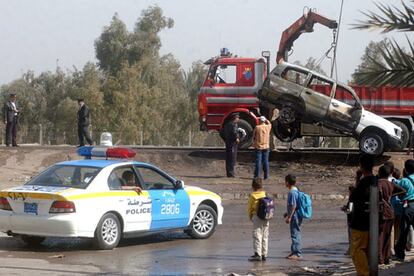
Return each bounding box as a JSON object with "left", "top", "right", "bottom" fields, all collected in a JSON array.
[
  {"left": 332, "top": 102, "right": 339, "bottom": 107},
  {"left": 154, "top": 198, "right": 160, "bottom": 201}
]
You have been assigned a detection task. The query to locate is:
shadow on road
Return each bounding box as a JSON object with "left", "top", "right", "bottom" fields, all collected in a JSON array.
[{"left": 0, "top": 231, "right": 191, "bottom": 253}]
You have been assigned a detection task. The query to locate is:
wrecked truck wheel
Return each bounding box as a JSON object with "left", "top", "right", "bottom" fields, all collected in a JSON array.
[
  {"left": 359, "top": 133, "right": 384, "bottom": 155},
  {"left": 272, "top": 120, "right": 299, "bottom": 143},
  {"left": 278, "top": 105, "right": 296, "bottom": 124}
]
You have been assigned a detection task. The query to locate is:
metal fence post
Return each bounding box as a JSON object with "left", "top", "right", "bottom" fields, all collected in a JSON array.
[
  {"left": 369, "top": 180, "right": 379, "bottom": 276},
  {"left": 189, "top": 130, "right": 192, "bottom": 147},
  {"left": 140, "top": 131, "right": 143, "bottom": 146}
]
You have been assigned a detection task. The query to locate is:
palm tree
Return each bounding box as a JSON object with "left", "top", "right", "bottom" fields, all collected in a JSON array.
[{"left": 352, "top": 1, "right": 414, "bottom": 86}]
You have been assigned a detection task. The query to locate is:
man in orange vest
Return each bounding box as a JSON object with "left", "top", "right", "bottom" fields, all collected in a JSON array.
[{"left": 253, "top": 116, "right": 272, "bottom": 179}]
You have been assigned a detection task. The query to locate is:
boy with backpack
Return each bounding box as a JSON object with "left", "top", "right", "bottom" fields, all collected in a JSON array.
[
  {"left": 284, "top": 174, "right": 307, "bottom": 260},
  {"left": 247, "top": 177, "right": 274, "bottom": 261}
]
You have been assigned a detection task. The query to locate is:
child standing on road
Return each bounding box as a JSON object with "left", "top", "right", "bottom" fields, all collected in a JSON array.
[
  {"left": 247, "top": 177, "right": 269, "bottom": 261},
  {"left": 284, "top": 174, "right": 302, "bottom": 260}
]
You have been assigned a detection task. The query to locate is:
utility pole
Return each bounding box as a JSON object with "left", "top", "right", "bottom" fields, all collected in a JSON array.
[{"left": 369, "top": 180, "right": 379, "bottom": 276}]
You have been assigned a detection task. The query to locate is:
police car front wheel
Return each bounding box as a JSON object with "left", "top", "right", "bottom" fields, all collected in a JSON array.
[
  {"left": 94, "top": 213, "right": 121, "bottom": 250},
  {"left": 20, "top": 235, "right": 45, "bottom": 246},
  {"left": 187, "top": 205, "right": 217, "bottom": 239}
]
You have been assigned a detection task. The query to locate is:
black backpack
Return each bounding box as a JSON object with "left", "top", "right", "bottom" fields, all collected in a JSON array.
[{"left": 257, "top": 196, "right": 275, "bottom": 220}]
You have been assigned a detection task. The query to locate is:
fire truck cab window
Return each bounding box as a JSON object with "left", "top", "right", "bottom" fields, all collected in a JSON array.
[
  {"left": 214, "top": 65, "right": 236, "bottom": 84},
  {"left": 280, "top": 68, "right": 308, "bottom": 86}
]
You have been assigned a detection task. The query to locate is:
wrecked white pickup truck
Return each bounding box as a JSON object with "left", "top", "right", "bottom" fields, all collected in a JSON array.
[{"left": 258, "top": 62, "right": 403, "bottom": 155}]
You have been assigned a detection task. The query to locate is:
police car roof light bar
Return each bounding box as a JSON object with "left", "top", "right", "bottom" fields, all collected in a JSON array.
[{"left": 77, "top": 146, "right": 136, "bottom": 159}]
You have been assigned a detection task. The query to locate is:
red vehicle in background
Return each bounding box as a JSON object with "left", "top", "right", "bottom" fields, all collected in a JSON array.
[
  {"left": 198, "top": 49, "right": 267, "bottom": 148},
  {"left": 197, "top": 10, "right": 414, "bottom": 149}
]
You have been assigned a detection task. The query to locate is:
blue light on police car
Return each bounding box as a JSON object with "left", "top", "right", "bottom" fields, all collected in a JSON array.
[{"left": 77, "top": 146, "right": 93, "bottom": 157}]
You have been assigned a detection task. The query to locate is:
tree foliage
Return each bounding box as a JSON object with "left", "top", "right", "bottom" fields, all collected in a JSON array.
[
  {"left": 352, "top": 38, "right": 391, "bottom": 84},
  {"left": 353, "top": 1, "right": 414, "bottom": 86},
  {"left": 294, "top": 57, "right": 327, "bottom": 75},
  {"left": 0, "top": 6, "right": 207, "bottom": 146}
]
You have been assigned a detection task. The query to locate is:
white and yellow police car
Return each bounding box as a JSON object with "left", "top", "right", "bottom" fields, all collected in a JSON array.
[{"left": 0, "top": 147, "right": 223, "bottom": 249}]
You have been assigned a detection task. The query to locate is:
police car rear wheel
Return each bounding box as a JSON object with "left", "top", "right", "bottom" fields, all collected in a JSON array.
[
  {"left": 20, "top": 235, "right": 45, "bottom": 246},
  {"left": 94, "top": 213, "right": 121, "bottom": 250},
  {"left": 188, "top": 205, "right": 217, "bottom": 239}
]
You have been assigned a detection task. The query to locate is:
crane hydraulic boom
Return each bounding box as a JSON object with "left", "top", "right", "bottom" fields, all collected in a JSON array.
[{"left": 276, "top": 10, "right": 338, "bottom": 64}]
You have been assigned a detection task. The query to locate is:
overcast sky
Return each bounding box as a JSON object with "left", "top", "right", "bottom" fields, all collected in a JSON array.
[{"left": 0, "top": 0, "right": 408, "bottom": 85}]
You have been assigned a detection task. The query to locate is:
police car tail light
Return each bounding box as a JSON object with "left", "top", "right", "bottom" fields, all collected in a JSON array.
[
  {"left": 77, "top": 146, "right": 136, "bottom": 159},
  {"left": 0, "top": 197, "right": 12, "bottom": 211},
  {"left": 49, "top": 201, "right": 76, "bottom": 213}
]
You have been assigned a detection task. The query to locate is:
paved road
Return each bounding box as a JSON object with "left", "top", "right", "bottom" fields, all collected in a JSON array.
[{"left": 0, "top": 200, "right": 353, "bottom": 275}]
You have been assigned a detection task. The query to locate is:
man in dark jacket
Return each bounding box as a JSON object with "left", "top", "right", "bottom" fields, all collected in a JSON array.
[
  {"left": 3, "top": 93, "right": 19, "bottom": 147},
  {"left": 223, "top": 113, "right": 240, "bottom": 177},
  {"left": 77, "top": 98, "right": 93, "bottom": 147}
]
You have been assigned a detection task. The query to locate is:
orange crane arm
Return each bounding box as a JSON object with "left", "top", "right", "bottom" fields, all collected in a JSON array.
[{"left": 276, "top": 10, "right": 338, "bottom": 64}]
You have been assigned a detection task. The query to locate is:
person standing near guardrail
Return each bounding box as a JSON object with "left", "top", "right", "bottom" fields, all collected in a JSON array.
[
  {"left": 253, "top": 116, "right": 271, "bottom": 179},
  {"left": 349, "top": 154, "right": 375, "bottom": 276},
  {"left": 222, "top": 113, "right": 240, "bottom": 177},
  {"left": 77, "top": 98, "right": 93, "bottom": 147},
  {"left": 3, "top": 93, "right": 20, "bottom": 147}
]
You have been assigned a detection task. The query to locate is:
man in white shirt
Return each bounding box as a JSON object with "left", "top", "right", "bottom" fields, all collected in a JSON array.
[{"left": 3, "top": 93, "right": 19, "bottom": 147}]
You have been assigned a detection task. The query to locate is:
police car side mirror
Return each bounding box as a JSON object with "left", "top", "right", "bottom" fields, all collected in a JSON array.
[{"left": 175, "top": 180, "right": 184, "bottom": 189}]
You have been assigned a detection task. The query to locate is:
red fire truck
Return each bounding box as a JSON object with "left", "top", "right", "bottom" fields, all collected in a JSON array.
[{"left": 197, "top": 11, "right": 413, "bottom": 149}]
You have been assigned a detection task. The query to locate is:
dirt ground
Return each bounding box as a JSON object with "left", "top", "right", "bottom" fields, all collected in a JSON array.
[
  {"left": 0, "top": 146, "right": 414, "bottom": 275},
  {"left": 0, "top": 146, "right": 410, "bottom": 199}
]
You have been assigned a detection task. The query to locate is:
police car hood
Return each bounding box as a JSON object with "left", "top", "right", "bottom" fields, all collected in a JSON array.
[{"left": 184, "top": 185, "right": 221, "bottom": 199}]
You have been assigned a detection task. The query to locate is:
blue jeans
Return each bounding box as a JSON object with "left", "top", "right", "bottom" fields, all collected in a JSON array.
[
  {"left": 254, "top": 149, "right": 269, "bottom": 179},
  {"left": 290, "top": 214, "right": 303, "bottom": 256}
]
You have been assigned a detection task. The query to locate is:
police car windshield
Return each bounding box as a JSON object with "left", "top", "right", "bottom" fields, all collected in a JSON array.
[{"left": 25, "top": 165, "right": 101, "bottom": 189}]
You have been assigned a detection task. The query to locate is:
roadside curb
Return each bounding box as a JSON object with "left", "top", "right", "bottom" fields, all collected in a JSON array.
[{"left": 219, "top": 192, "right": 348, "bottom": 201}]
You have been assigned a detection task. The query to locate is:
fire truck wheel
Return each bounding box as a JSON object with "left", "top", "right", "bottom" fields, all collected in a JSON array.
[
  {"left": 359, "top": 133, "right": 384, "bottom": 155},
  {"left": 389, "top": 120, "right": 409, "bottom": 150},
  {"left": 237, "top": 119, "right": 253, "bottom": 149}
]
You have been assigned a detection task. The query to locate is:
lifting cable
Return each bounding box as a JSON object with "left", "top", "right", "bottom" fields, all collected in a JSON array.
[
  {"left": 315, "top": 0, "right": 345, "bottom": 79},
  {"left": 331, "top": 0, "right": 345, "bottom": 80}
]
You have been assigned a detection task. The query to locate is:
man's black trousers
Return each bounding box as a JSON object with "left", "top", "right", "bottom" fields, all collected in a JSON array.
[
  {"left": 225, "top": 142, "right": 238, "bottom": 177},
  {"left": 5, "top": 117, "right": 17, "bottom": 146},
  {"left": 78, "top": 124, "right": 93, "bottom": 146}
]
